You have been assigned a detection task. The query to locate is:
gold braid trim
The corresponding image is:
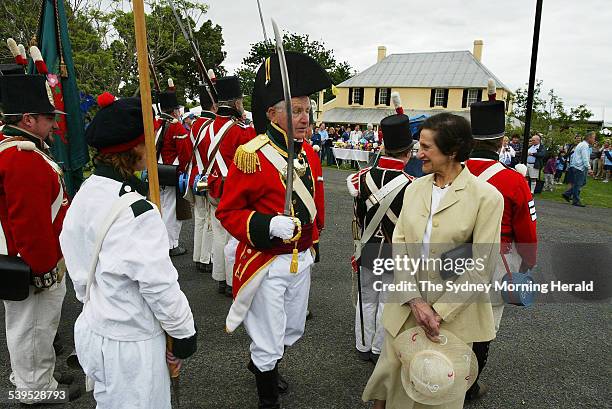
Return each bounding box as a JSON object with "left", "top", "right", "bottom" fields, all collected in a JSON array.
[{"left": 233, "top": 134, "right": 269, "bottom": 174}]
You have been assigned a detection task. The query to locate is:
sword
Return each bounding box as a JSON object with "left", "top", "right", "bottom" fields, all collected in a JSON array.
[{"left": 271, "top": 19, "right": 295, "bottom": 216}]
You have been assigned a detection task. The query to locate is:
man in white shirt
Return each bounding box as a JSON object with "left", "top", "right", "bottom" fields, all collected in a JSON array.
[{"left": 562, "top": 132, "right": 595, "bottom": 207}]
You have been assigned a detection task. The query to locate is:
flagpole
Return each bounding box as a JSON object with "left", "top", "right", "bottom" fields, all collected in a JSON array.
[{"left": 132, "top": 0, "right": 160, "bottom": 209}]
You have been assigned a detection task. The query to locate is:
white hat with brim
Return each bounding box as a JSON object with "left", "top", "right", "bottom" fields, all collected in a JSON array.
[{"left": 393, "top": 327, "right": 478, "bottom": 406}]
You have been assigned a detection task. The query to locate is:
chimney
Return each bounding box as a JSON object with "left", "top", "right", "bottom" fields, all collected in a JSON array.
[
  {"left": 377, "top": 46, "right": 387, "bottom": 63},
  {"left": 473, "top": 40, "right": 483, "bottom": 62}
]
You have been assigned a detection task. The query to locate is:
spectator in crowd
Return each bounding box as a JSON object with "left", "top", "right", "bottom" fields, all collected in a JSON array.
[
  {"left": 342, "top": 125, "right": 351, "bottom": 142},
  {"left": 498, "top": 136, "right": 516, "bottom": 166},
  {"left": 509, "top": 133, "right": 522, "bottom": 167},
  {"left": 363, "top": 123, "right": 376, "bottom": 143},
  {"left": 319, "top": 122, "right": 334, "bottom": 166},
  {"left": 328, "top": 126, "right": 338, "bottom": 142},
  {"left": 311, "top": 124, "right": 321, "bottom": 148},
  {"left": 350, "top": 124, "right": 362, "bottom": 146},
  {"left": 562, "top": 132, "right": 596, "bottom": 206},
  {"left": 526, "top": 134, "right": 547, "bottom": 194},
  {"left": 590, "top": 141, "right": 602, "bottom": 179},
  {"left": 563, "top": 134, "right": 582, "bottom": 185},
  {"left": 554, "top": 150, "right": 566, "bottom": 184},
  {"left": 376, "top": 125, "right": 383, "bottom": 144},
  {"left": 602, "top": 140, "right": 612, "bottom": 183},
  {"left": 183, "top": 112, "right": 195, "bottom": 132},
  {"left": 543, "top": 152, "right": 556, "bottom": 192}
]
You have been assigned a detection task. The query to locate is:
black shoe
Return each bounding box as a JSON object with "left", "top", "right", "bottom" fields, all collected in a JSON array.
[
  {"left": 277, "top": 373, "right": 288, "bottom": 394},
  {"left": 572, "top": 202, "right": 586, "bottom": 207},
  {"left": 53, "top": 372, "right": 74, "bottom": 385},
  {"left": 196, "top": 262, "right": 206, "bottom": 272},
  {"left": 204, "top": 263, "right": 213, "bottom": 274},
  {"left": 370, "top": 352, "right": 380, "bottom": 364},
  {"left": 561, "top": 193, "right": 571, "bottom": 202},
  {"left": 357, "top": 350, "right": 371, "bottom": 361},
  {"left": 465, "top": 382, "right": 489, "bottom": 401},
  {"left": 169, "top": 246, "right": 187, "bottom": 257},
  {"left": 217, "top": 281, "right": 227, "bottom": 294},
  {"left": 248, "top": 361, "right": 281, "bottom": 409},
  {"left": 225, "top": 285, "right": 233, "bottom": 298}
]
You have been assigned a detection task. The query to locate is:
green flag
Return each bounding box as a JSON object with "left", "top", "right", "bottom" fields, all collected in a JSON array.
[{"left": 32, "top": 0, "right": 88, "bottom": 197}]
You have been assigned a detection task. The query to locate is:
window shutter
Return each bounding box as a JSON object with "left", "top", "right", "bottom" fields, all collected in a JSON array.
[
  {"left": 461, "top": 89, "right": 468, "bottom": 108},
  {"left": 477, "top": 89, "right": 483, "bottom": 102},
  {"left": 386, "top": 88, "right": 391, "bottom": 106},
  {"left": 443, "top": 89, "right": 449, "bottom": 108},
  {"left": 430, "top": 89, "right": 435, "bottom": 107},
  {"left": 374, "top": 88, "right": 379, "bottom": 106},
  {"left": 358, "top": 88, "right": 364, "bottom": 105},
  {"left": 348, "top": 88, "right": 353, "bottom": 105}
]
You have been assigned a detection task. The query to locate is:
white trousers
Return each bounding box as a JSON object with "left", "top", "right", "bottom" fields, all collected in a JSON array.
[
  {"left": 355, "top": 294, "right": 385, "bottom": 354},
  {"left": 193, "top": 195, "right": 213, "bottom": 264},
  {"left": 210, "top": 202, "right": 230, "bottom": 283},
  {"left": 160, "top": 187, "right": 182, "bottom": 249},
  {"left": 527, "top": 164, "right": 539, "bottom": 193},
  {"left": 4, "top": 279, "right": 66, "bottom": 403},
  {"left": 74, "top": 315, "right": 170, "bottom": 409},
  {"left": 224, "top": 237, "right": 239, "bottom": 286},
  {"left": 243, "top": 251, "right": 313, "bottom": 372}
]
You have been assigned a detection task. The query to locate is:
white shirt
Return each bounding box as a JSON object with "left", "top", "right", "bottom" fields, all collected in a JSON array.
[
  {"left": 422, "top": 184, "right": 449, "bottom": 257},
  {"left": 60, "top": 174, "right": 195, "bottom": 342},
  {"left": 350, "top": 130, "right": 362, "bottom": 146},
  {"left": 498, "top": 145, "right": 516, "bottom": 165}
]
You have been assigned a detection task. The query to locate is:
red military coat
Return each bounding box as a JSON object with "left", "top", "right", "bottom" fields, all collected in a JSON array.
[
  {"left": 466, "top": 155, "right": 537, "bottom": 269},
  {"left": 154, "top": 115, "right": 190, "bottom": 172},
  {"left": 199, "top": 107, "right": 255, "bottom": 199},
  {"left": 0, "top": 127, "right": 69, "bottom": 275},
  {"left": 185, "top": 112, "right": 216, "bottom": 187},
  {"left": 216, "top": 123, "right": 325, "bottom": 304}
]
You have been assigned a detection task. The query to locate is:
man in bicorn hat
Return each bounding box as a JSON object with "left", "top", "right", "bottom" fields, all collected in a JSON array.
[
  {"left": 216, "top": 51, "right": 329, "bottom": 409},
  {"left": 199, "top": 75, "right": 255, "bottom": 296},
  {"left": 0, "top": 72, "right": 80, "bottom": 403},
  {"left": 464, "top": 80, "right": 538, "bottom": 400},
  {"left": 155, "top": 79, "right": 191, "bottom": 256},
  {"left": 347, "top": 92, "right": 415, "bottom": 365},
  {"left": 186, "top": 80, "right": 217, "bottom": 274}
]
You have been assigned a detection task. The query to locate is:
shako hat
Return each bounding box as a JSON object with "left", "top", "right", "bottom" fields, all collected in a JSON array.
[
  {"left": 380, "top": 91, "right": 415, "bottom": 153},
  {"left": 394, "top": 327, "right": 478, "bottom": 405},
  {"left": 0, "top": 74, "right": 65, "bottom": 116},
  {"left": 86, "top": 93, "right": 149, "bottom": 154},
  {"left": 252, "top": 51, "right": 332, "bottom": 134},
  {"left": 198, "top": 69, "right": 216, "bottom": 109},
  {"left": 470, "top": 79, "right": 505, "bottom": 140},
  {"left": 158, "top": 78, "right": 179, "bottom": 111},
  {"left": 0, "top": 64, "right": 24, "bottom": 76},
  {"left": 215, "top": 76, "right": 243, "bottom": 101}
]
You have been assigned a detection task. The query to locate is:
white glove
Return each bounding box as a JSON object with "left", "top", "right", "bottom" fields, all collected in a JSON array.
[{"left": 269, "top": 215, "right": 296, "bottom": 240}]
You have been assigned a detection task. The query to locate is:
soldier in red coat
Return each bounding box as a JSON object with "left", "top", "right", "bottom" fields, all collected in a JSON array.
[
  {"left": 154, "top": 79, "right": 190, "bottom": 256},
  {"left": 199, "top": 76, "right": 256, "bottom": 295},
  {"left": 216, "top": 52, "right": 331, "bottom": 409},
  {"left": 0, "top": 73, "right": 79, "bottom": 402},
  {"left": 464, "top": 81, "right": 538, "bottom": 401}
]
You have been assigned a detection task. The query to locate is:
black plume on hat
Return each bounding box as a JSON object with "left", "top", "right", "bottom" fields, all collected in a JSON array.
[
  {"left": 0, "top": 74, "right": 64, "bottom": 115},
  {"left": 470, "top": 100, "right": 506, "bottom": 140},
  {"left": 215, "top": 76, "right": 243, "bottom": 101},
  {"left": 86, "top": 97, "right": 146, "bottom": 152},
  {"left": 252, "top": 51, "right": 332, "bottom": 134},
  {"left": 381, "top": 114, "right": 415, "bottom": 153}
]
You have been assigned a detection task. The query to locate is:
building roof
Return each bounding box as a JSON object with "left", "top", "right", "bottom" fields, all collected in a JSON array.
[{"left": 338, "top": 51, "right": 510, "bottom": 91}]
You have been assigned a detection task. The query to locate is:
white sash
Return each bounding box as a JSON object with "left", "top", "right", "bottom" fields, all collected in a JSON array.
[
  {"left": 260, "top": 144, "right": 317, "bottom": 222},
  {"left": 205, "top": 120, "right": 235, "bottom": 178},
  {"left": 477, "top": 162, "right": 506, "bottom": 182},
  {"left": 365, "top": 173, "right": 408, "bottom": 211}
]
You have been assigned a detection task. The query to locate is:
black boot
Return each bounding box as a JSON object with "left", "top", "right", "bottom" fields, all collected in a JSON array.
[{"left": 248, "top": 360, "right": 281, "bottom": 409}]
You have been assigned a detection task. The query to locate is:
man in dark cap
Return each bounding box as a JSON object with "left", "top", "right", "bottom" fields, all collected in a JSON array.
[
  {"left": 199, "top": 75, "right": 255, "bottom": 296},
  {"left": 464, "top": 80, "right": 538, "bottom": 401},
  {"left": 216, "top": 52, "right": 329, "bottom": 409},
  {"left": 0, "top": 73, "right": 80, "bottom": 403},
  {"left": 186, "top": 81, "right": 217, "bottom": 274},
  {"left": 347, "top": 92, "right": 415, "bottom": 364},
  {"left": 154, "top": 78, "right": 190, "bottom": 256}
]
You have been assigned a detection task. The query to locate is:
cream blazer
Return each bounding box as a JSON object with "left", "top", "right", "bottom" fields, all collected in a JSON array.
[{"left": 383, "top": 166, "right": 504, "bottom": 343}]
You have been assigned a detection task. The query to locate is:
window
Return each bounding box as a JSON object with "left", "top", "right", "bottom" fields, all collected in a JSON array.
[
  {"left": 467, "top": 89, "right": 479, "bottom": 106},
  {"left": 378, "top": 88, "right": 389, "bottom": 105},
  {"left": 352, "top": 88, "right": 362, "bottom": 104},
  {"left": 434, "top": 89, "right": 446, "bottom": 106}
]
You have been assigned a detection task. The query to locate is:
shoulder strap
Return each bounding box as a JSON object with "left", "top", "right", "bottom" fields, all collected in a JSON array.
[
  {"left": 360, "top": 178, "right": 408, "bottom": 245},
  {"left": 187, "top": 118, "right": 214, "bottom": 176},
  {"left": 84, "top": 192, "right": 143, "bottom": 303},
  {"left": 204, "top": 119, "right": 237, "bottom": 178},
  {"left": 366, "top": 173, "right": 409, "bottom": 210},
  {"left": 477, "top": 162, "right": 506, "bottom": 182}
]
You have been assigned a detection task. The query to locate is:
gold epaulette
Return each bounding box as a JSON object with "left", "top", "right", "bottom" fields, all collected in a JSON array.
[{"left": 233, "top": 134, "right": 269, "bottom": 174}]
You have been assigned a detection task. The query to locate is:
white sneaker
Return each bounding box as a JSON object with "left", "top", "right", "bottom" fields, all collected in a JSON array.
[{"left": 603, "top": 180, "right": 609, "bottom": 183}]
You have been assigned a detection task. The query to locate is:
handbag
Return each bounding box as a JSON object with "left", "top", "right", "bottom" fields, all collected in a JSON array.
[
  {"left": 439, "top": 242, "right": 472, "bottom": 280},
  {"left": 0, "top": 254, "right": 31, "bottom": 301},
  {"left": 500, "top": 253, "right": 536, "bottom": 306}
]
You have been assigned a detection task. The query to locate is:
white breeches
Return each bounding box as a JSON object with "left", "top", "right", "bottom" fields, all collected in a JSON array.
[
  {"left": 4, "top": 279, "right": 66, "bottom": 403},
  {"left": 160, "top": 187, "right": 182, "bottom": 249},
  {"left": 224, "top": 237, "right": 239, "bottom": 286},
  {"left": 193, "top": 195, "right": 213, "bottom": 264},
  {"left": 210, "top": 202, "right": 230, "bottom": 283},
  {"left": 243, "top": 251, "right": 313, "bottom": 372},
  {"left": 74, "top": 315, "right": 170, "bottom": 409},
  {"left": 355, "top": 293, "right": 385, "bottom": 354}
]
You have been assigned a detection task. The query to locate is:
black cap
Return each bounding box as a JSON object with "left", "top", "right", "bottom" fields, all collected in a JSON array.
[
  {"left": 215, "top": 76, "right": 243, "bottom": 101},
  {"left": 0, "top": 64, "right": 24, "bottom": 76},
  {"left": 158, "top": 91, "right": 179, "bottom": 111},
  {"left": 86, "top": 97, "right": 148, "bottom": 153},
  {"left": 470, "top": 100, "right": 506, "bottom": 140},
  {"left": 198, "top": 84, "right": 214, "bottom": 109},
  {"left": 380, "top": 114, "right": 415, "bottom": 153},
  {"left": 0, "top": 74, "right": 65, "bottom": 116},
  {"left": 252, "top": 51, "right": 332, "bottom": 134}
]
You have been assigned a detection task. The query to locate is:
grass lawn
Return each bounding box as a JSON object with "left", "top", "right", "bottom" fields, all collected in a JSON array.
[{"left": 537, "top": 177, "right": 612, "bottom": 208}]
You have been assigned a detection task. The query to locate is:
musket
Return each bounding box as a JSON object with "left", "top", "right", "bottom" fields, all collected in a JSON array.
[
  {"left": 147, "top": 45, "right": 161, "bottom": 114},
  {"left": 271, "top": 19, "right": 295, "bottom": 216},
  {"left": 256, "top": 0, "right": 269, "bottom": 44},
  {"left": 166, "top": 0, "right": 217, "bottom": 105}
]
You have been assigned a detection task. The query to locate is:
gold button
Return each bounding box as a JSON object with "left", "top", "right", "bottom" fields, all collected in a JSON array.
[
  {"left": 292, "top": 199, "right": 297, "bottom": 204},
  {"left": 247, "top": 249, "right": 252, "bottom": 254}
]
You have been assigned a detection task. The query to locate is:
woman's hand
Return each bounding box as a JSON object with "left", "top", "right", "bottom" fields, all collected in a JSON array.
[
  {"left": 408, "top": 298, "right": 442, "bottom": 342},
  {"left": 166, "top": 350, "right": 182, "bottom": 371}
]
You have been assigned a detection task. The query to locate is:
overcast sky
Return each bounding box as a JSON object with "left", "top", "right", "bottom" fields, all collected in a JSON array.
[{"left": 201, "top": 0, "right": 611, "bottom": 122}]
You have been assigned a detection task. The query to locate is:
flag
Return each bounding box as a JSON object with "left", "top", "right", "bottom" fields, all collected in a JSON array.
[{"left": 31, "top": 0, "right": 88, "bottom": 197}]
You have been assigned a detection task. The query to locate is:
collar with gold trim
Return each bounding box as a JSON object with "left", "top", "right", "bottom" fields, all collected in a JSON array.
[{"left": 1, "top": 125, "right": 47, "bottom": 150}]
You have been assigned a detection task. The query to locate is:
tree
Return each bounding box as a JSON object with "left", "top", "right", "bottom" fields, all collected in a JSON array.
[{"left": 236, "top": 33, "right": 354, "bottom": 110}]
